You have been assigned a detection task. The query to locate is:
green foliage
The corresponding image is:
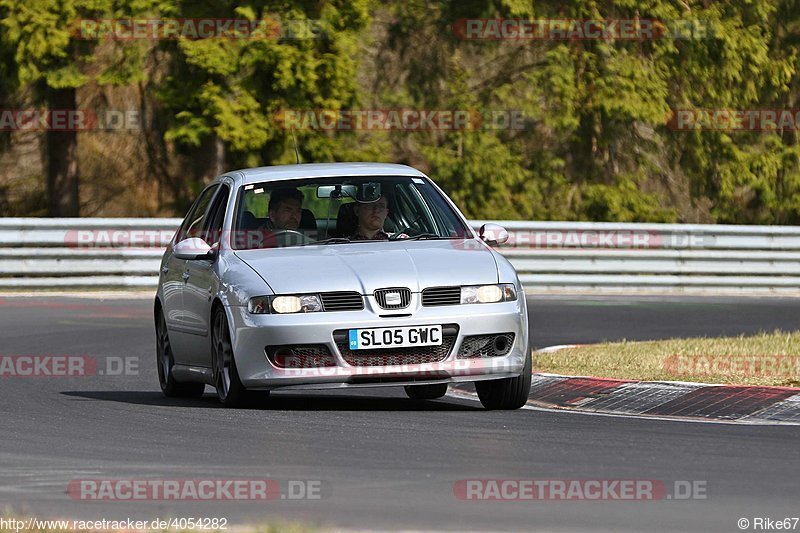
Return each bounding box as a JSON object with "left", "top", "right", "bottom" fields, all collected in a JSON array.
[
  {"left": 3, "top": 0, "right": 800, "bottom": 222},
  {"left": 0, "top": 0, "right": 158, "bottom": 89},
  {"left": 158, "top": 0, "right": 371, "bottom": 166},
  {"left": 0, "top": 3, "right": 18, "bottom": 104},
  {"left": 425, "top": 130, "right": 540, "bottom": 220}
]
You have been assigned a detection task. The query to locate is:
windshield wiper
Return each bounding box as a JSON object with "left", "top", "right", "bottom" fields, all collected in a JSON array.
[
  {"left": 303, "top": 237, "right": 352, "bottom": 246},
  {"left": 398, "top": 233, "right": 442, "bottom": 241}
]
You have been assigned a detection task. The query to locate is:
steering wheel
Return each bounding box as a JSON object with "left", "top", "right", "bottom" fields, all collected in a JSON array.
[
  {"left": 389, "top": 215, "right": 424, "bottom": 240},
  {"left": 269, "top": 229, "right": 313, "bottom": 247}
]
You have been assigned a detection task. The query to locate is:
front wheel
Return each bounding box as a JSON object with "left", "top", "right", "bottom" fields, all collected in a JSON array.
[
  {"left": 404, "top": 383, "right": 448, "bottom": 400},
  {"left": 211, "top": 307, "right": 248, "bottom": 407},
  {"left": 475, "top": 345, "right": 532, "bottom": 410},
  {"left": 156, "top": 309, "right": 205, "bottom": 398}
]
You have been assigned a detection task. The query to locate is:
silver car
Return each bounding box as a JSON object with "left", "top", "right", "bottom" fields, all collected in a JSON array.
[{"left": 155, "top": 163, "right": 530, "bottom": 409}]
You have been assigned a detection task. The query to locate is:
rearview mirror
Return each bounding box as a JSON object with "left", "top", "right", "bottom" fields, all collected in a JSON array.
[
  {"left": 174, "top": 238, "right": 216, "bottom": 260},
  {"left": 317, "top": 185, "right": 357, "bottom": 199},
  {"left": 478, "top": 223, "right": 509, "bottom": 246}
]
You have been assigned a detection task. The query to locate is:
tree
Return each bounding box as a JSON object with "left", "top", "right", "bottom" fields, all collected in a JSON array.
[
  {"left": 153, "top": 0, "right": 370, "bottom": 209},
  {"left": 0, "top": 0, "right": 155, "bottom": 216},
  {"left": 366, "top": 0, "right": 800, "bottom": 223}
]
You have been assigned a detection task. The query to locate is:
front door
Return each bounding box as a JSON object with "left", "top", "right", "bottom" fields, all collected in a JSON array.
[{"left": 182, "top": 184, "right": 229, "bottom": 367}]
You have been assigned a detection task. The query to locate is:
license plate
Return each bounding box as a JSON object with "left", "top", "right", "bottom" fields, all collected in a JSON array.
[{"left": 348, "top": 325, "right": 443, "bottom": 350}]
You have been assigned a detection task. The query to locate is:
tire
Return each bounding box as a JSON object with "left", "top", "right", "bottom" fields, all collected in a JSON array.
[
  {"left": 156, "top": 309, "right": 205, "bottom": 398},
  {"left": 211, "top": 306, "right": 249, "bottom": 407},
  {"left": 475, "top": 343, "right": 532, "bottom": 410},
  {"left": 404, "top": 383, "right": 448, "bottom": 400}
]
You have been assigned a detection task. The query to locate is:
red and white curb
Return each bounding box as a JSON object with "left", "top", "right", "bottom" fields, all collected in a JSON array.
[{"left": 450, "top": 346, "right": 800, "bottom": 425}]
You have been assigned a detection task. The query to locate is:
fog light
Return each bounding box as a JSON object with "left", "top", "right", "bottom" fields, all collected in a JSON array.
[{"left": 493, "top": 335, "right": 509, "bottom": 355}]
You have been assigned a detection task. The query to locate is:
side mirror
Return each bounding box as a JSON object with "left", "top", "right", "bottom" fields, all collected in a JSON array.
[
  {"left": 174, "top": 238, "right": 216, "bottom": 260},
  {"left": 478, "top": 223, "right": 509, "bottom": 246}
]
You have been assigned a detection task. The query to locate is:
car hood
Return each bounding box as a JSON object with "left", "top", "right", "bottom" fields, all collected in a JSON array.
[{"left": 234, "top": 239, "right": 498, "bottom": 294}]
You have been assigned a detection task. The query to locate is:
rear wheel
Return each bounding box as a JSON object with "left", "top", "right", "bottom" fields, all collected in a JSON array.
[
  {"left": 404, "top": 383, "right": 448, "bottom": 400},
  {"left": 475, "top": 344, "right": 532, "bottom": 410},
  {"left": 156, "top": 309, "right": 205, "bottom": 398},
  {"left": 211, "top": 306, "right": 249, "bottom": 407}
]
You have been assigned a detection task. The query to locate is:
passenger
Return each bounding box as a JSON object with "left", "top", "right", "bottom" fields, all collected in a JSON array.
[
  {"left": 267, "top": 188, "right": 303, "bottom": 231},
  {"left": 350, "top": 195, "right": 390, "bottom": 240}
]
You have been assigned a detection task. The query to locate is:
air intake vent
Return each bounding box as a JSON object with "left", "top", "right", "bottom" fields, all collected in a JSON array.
[
  {"left": 458, "top": 333, "right": 515, "bottom": 359},
  {"left": 266, "top": 345, "right": 336, "bottom": 368},
  {"left": 374, "top": 287, "right": 411, "bottom": 309},
  {"left": 421, "top": 286, "right": 461, "bottom": 307},
  {"left": 320, "top": 291, "right": 364, "bottom": 311}
]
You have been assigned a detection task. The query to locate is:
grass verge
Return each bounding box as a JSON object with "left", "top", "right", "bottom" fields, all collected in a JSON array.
[{"left": 534, "top": 330, "right": 800, "bottom": 387}]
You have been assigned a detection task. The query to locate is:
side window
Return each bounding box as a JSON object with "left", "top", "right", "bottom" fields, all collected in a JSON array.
[
  {"left": 202, "top": 185, "right": 230, "bottom": 245},
  {"left": 177, "top": 185, "right": 219, "bottom": 242},
  {"left": 419, "top": 183, "right": 467, "bottom": 237},
  {"left": 395, "top": 183, "right": 436, "bottom": 233}
]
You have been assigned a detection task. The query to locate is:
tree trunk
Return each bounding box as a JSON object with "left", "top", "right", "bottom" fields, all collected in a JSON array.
[
  {"left": 45, "top": 87, "right": 79, "bottom": 216},
  {"left": 213, "top": 136, "right": 225, "bottom": 177}
]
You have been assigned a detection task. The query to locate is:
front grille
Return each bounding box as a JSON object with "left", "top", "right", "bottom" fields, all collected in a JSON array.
[
  {"left": 320, "top": 291, "right": 364, "bottom": 311},
  {"left": 333, "top": 325, "right": 459, "bottom": 366},
  {"left": 266, "top": 344, "right": 336, "bottom": 368},
  {"left": 374, "top": 287, "right": 411, "bottom": 310},
  {"left": 457, "top": 333, "right": 515, "bottom": 358},
  {"left": 422, "top": 286, "right": 461, "bottom": 307}
]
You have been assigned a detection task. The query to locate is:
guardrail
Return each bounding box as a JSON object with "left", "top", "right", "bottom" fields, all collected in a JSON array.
[
  {"left": 472, "top": 220, "right": 800, "bottom": 294},
  {"left": 1, "top": 218, "right": 799, "bottom": 294}
]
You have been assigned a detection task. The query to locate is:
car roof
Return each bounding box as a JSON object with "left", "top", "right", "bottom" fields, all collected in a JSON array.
[{"left": 224, "top": 162, "right": 426, "bottom": 186}]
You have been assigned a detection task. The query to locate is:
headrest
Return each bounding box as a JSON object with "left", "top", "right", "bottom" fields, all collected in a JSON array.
[
  {"left": 240, "top": 211, "right": 260, "bottom": 230},
  {"left": 334, "top": 203, "right": 358, "bottom": 238},
  {"left": 300, "top": 208, "right": 317, "bottom": 231}
]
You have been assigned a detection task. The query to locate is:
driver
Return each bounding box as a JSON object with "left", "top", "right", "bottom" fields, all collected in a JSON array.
[
  {"left": 350, "top": 195, "right": 390, "bottom": 240},
  {"left": 267, "top": 188, "right": 304, "bottom": 231}
]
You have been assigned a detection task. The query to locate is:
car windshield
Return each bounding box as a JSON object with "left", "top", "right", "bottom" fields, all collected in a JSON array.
[{"left": 231, "top": 175, "right": 470, "bottom": 250}]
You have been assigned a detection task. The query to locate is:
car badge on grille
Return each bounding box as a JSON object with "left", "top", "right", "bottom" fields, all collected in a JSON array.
[{"left": 384, "top": 292, "right": 402, "bottom": 306}]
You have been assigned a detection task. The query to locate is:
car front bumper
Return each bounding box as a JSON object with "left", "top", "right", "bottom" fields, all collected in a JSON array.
[{"left": 227, "top": 293, "right": 529, "bottom": 391}]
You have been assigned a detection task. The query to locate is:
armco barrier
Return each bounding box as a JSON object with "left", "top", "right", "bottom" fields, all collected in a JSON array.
[
  {"left": 0, "top": 218, "right": 178, "bottom": 289},
  {"left": 1, "top": 218, "right": 799, "bottom": 294},
  {"left": 471, "top": 220, "right": 800, "bottom": 294}
]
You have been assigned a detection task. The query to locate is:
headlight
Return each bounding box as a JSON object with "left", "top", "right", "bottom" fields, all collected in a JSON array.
[
  {"left": 460, "top": 284, "right": 517, "bottom": 304},
  {"left": 248, "top": 294, "right": 323, "bottom": 314}
]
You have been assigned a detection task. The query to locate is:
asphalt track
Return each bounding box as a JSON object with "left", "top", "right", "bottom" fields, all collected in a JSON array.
[{"left": 0, "top": 294, "right": 798, "bottom": 532}]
